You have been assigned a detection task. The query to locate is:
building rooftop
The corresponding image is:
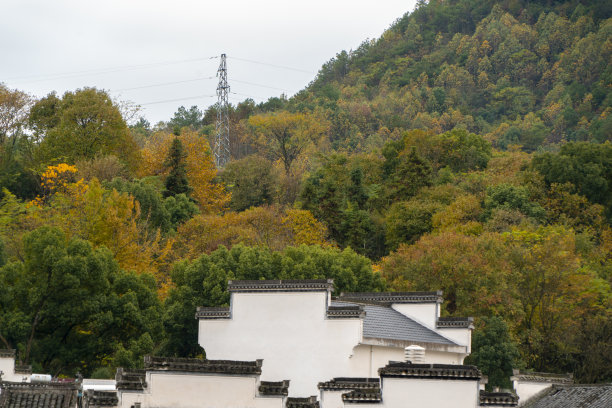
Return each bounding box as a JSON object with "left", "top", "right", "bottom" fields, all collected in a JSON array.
[
  {"left": 522, "top": 384, "right": 612, "bottom": 408},
  {"left": 0, "top": 349, "right": 16, "bottom": 359},
  {"left": 259, "top": 380, "right": 290, "bottom": 396},
  {"left": 479, "top": 390, "right": 519, "bottom": 406},
  {"left": 228, "top": 279, "right": 334, "bottom": 293},
  {"left": 143, "top": 355, "right": 263, "bottom": 375},
  {"left": 512, "top": 370, "right": 573, "bottom": 384},
  {"left": 286, "top": 396, "right": 319, "bottom": 408},
  {"left": 379, "top": 362, "right": 481, "bottom": 380},
  {"left": 331, "top": 301, "right": 457, "bottom": 346},
  {"left": 115, "top": 368, "right": 147, "bottom": 391},
  {"left": 83, "top": 390, "right": 118, "bottom": 407},
  {"left": 318, "top": 377, "right": 380, "bottom": 391},
  {"left": 0, "top": 381, "right": 78, "bottom": 408},
  {"left": 338, "top": 291, "right": 443, "bottom": 305}
]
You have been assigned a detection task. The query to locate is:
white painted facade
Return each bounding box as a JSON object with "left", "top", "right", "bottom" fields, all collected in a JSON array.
[
  {"left": 118, "top": 372, "right": 284, "bottom": 408},
  {"left": 345, "top": 378, "right": 480, "bottom": 408},
  {"left": 198, "top": 281, "right": 473, "bottom": 397},
  {"left": 0, "top": 351, "right": 30, "bottom": 383},
  {"left": 511, "top": 371, "right": 573, "bottom": 405}
]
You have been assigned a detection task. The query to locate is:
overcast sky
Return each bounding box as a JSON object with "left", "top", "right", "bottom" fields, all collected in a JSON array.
[{"left": 2, "top": 0, "right": 417, "bottom": 124}]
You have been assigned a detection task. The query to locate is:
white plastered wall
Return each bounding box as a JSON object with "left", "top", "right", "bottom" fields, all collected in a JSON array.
[
  {"left": 513, "top": 381, "right": 553, "bottom": 405},
  {"left": 437, "top": 327, "right": 471, "bottom": 354},
  {"left": 348, "top": 345, "right": 403, "bottom": 378},
  {"left": 0, "top": 355, "right": 28, "bottom": 383},
  {"left": 391, "top": 303, "right": 439, "bottom": 329},
  {"left": 119, "top": 372, "right": 284, "bottom": 408},
  {"left": 199, "top": 292, "right": 362, "bottom": 396},
  {"left": 355, "top": 378, "right": 479, "bottom": 408},
  {"left": 320, "top": 390, "right": 346, "bottom": 408}
]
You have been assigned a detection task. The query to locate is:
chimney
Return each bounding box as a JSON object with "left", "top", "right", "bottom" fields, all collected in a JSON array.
[{"left": 405, "top": 345, "right": 425, "bottom": 363}]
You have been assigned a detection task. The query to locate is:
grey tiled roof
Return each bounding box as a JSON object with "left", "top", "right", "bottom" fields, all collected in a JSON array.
[
  {"left": 480, "top": 390, "right": 518, "bottom": 406},
  {"left": 0, "top": 381, "right": 78, "bottom": 408},
  {"left": 259, "top": 380, "right": 290, "bottom": 396},
  {"left": 338, "top": 291, "right": 443, "bottom": 305},
  {"left": 228, "top": 279, "right": 333, "bottom": 293},
  {"left": 523, "top": 384, "right": 612, "bottom": 408},
  {"left": 144, "top": 355, "right": 263, "bottom": 375},
  {"left": 379, "top": 362, "right": 481, "bottom": 380},
  {"left": 318, "top": 378, "right": 380, "bottom": 390},
  {"left": 83, "top": 390, "right": 118, "bottom": 407},
  {"left": 286, "top": 396, "right": 319, "bottom": 408},
  {"left": 359, "top": 304, "right": 457, "bottom": 345}
]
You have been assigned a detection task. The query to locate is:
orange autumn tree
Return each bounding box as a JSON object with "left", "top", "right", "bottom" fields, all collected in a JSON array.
[{"left": 139, "top": 129, "right": 229, "bottom": 213}]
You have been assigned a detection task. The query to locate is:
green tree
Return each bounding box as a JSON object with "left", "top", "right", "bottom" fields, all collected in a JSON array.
[
  {"left": 163, "top": 137, "right": 192, "bottom": 198},
  {"left": 168, "top": 105, "right": 203, "bottom": 133},
  {"left": 0, "top": 226, "right": 162, "bottom": 375},
  {"left": 220, "top": 155, "right": 275, "bottom": 211},
  {"left": 34, "top": 88, "right": 139, "bottom": 169},
  {"left": 163, "top": 244, "right": 384, "bottom": 356},
  {"left": 465, "top": 316, "right": 521, "bottom": 390}
]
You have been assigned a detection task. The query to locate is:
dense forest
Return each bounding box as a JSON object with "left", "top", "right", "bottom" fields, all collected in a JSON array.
[{"left": 0, "top": 0, "right": 610, "bottom": 390}]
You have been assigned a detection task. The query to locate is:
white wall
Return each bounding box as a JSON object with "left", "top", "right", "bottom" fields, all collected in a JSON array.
[
  {"left": 437, "top": 328, "right": 471, "bottom": 354},
  {"left": 0, "top": 356, "right": 28, "bottom": 383},
  {"left": 119, "top": 372, "right": 284, "bottom": 408},
  {"left": 357, "top": 378, "right": 479, "bottom": 408},
  {"left": 349, "top": 345, "right": 403, "bottom": 377},
  {"left": 513, "top": 381, "right": 553, "bottom": 405},
  {"left": 391, "top": 303, "right": 439, "bottom": 329},
  {"left": 199, "top": 292, "right": 363, "bottom": 396},
  {"left": 320, "top": 390, "right": 345, "bottom": 408}
]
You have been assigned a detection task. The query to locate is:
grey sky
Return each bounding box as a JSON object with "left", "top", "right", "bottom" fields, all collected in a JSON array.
[{"left": 2, "top": 0, "right": 416, "bottom": 124}]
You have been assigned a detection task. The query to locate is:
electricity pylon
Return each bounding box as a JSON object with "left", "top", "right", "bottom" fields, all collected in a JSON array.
[{"left": 214, "top": 53, "right": 230, "bottom": 168}]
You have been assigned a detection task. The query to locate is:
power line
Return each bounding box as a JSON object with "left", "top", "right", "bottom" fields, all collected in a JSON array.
[
  {"left": 228, "top": 56, "right": 316, "bottom": 74},
  {"left": 139, "top": 94, "right": 216, "bottom": 106},
  {"left": 113, "top": 76, "right": 215, "bottom": 92},
  {"left": 7, "top": 56, "right": 220, "bottom": 84},
  {"left": 231, "top": 78, "right": 294, "bottom": 93}
]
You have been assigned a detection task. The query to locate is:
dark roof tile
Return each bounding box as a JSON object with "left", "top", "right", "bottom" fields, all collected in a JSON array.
[
  {"left": 115, "top": 368, "right": 147, "bottom": 391},
  {"left": 523, "top": 384, "right": 612, "bottom": 408},
  {"left": 318, "top": 378, "right": 380, "bottom": 390},
  {"left": 228, "top": 280, "right": 333, "bottom": 293},
  {"left": 286, "top": 396, "right": 319, "bottom": 408},
  {"left": 259, "top": 380, "right": 290, "bottom": 396},
  {"left": 84, "top": 390, "right": 118, "bottom": 407},
  {"left": 379, "top": 362, "right": 481, "bottom": 380},
  {"left": 338, "top": 291, "right": 443, "bottom": 305},
  {"left": 0, "top": 381, "right": 78, "bottom": 408},
  {"left": 480, "top": 390, "right": 519, "bottom": 406},
  {"left": 144, "top": 356, "right": 262, "bottom": 375},
  {"left": 195, "top": 306, "right": 231, "bottom": 319},
  {"left": 326, "top": 305, "right": 365, "bottom": 319},
  {"left": 437, "top": 317, "right": 474, "bottom": 329}
]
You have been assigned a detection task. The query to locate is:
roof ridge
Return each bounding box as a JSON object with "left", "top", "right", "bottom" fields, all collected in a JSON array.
[
  {"left": 338, "top": 291, "right": 443, "bottom": 304},
  {"left": 228, "top": 279, "right": 334, "bottom": 293}
]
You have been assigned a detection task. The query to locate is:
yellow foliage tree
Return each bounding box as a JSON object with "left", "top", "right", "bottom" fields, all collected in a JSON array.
[
  {"left": 173, "top": 206, "right": 330, "bottom": 260},
  {"left": 139, "top": 129, "right": 229, "bottom": 213}
]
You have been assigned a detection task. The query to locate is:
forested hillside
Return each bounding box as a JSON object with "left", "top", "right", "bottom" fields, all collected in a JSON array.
[{"left": 0, "top": 0, "right": 610, "bottom": 389}]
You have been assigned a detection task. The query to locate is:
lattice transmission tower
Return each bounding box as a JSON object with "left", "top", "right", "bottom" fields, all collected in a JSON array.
[{"left": 214, "top": 53, "right": 230, "bottom": 168}]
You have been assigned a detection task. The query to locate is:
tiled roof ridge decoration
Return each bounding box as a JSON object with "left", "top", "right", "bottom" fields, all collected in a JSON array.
[
  {"left": 511, "top": 370, "right": 573, "bottom": 383},
  {"left": 286, "top": 396, "right": 319, "bottom": 408},
  {"left": 318, "top": 378, "right": 380, "bottom": 390},
  {"left": 115, "top": 368, "right": 147, "bottom": 391},
  {"left": 13, "top": 364, "right": 32, "bottom": 374},
  {"left": 143, "top": 355, "right": 263, "bottom": 375},
  {"left": 228, "top": 279, "right": 334, "bottom": 293},
  {"left": 258, "top": 380, "right": 290, "bottom": 396},
  {"left": 479, "top": 390, "right": 519, "bottom": 407},
  {"left": 0, "top": 349, "right": 16, "bottom": 358},
  {"left": 338, "top": 291, "right": 443, "bottom": 304},
  {"left": 437, "top": 316, "right": 475, "bottom": 328},
  {"left": 84, "top": 389, "right": 119, "bottom": 407},
  {"left": 326, "top": 305, "right": 366, "bottom": 319},
  {"left": 379, "top": 362, "right": 481, "bottom": 380},
  {"left": 342, "top": 389, "right": 382, "bottom": 404},
  {"left": 195, "top": 306, "right": 231, "bottom": 319}
]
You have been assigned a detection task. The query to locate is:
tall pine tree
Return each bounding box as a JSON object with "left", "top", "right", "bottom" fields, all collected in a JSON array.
[{"left": 163, "top": 137, "right": 192, "bottom": 198}]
